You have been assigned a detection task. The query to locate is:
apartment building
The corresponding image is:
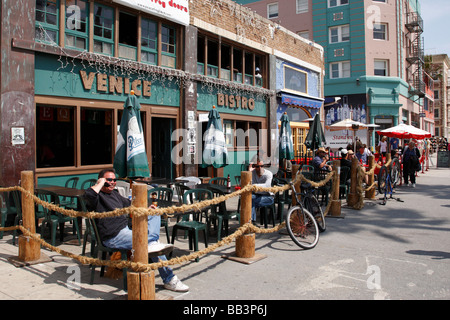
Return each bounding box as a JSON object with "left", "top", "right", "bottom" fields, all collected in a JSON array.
[{"left": 235, "top": 0, "right": 434, "bottom": 148}]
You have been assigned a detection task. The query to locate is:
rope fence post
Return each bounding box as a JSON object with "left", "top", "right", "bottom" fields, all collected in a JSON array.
[
  {"left": 127, "top": 183, "right": 155, "bottom": 300},
  {"left": 329, "top": 160, "right": 341, "bottom": 217},
  {"left": 365, "top": 155, "right": 376, "bottom": 200},
  {"left": 235, "top": 171, "right": 254, "bottom": 259},
  {"left": 18, "top": 171, "right": 41, "bottom": 262}
]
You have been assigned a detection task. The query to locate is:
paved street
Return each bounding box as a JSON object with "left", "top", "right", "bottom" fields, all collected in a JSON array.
[{"left": 0, "top": 154, "right": 449, "bottom": 303}]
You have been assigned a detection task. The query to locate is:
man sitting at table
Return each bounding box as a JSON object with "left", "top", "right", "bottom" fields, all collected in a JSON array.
[
  {"left": 250, "top": 158, "right": 274, "bottom": 223},
  {"left": 312, "top": 147, "right": 332, "bottom": 172},
  {"left": 83, "top": 168, "right": 189, "bottom": 292}
]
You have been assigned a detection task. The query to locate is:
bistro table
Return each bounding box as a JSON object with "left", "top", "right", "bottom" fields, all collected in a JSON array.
[{"left": 134, "top": 177, "right": 189, "bottom": 187}]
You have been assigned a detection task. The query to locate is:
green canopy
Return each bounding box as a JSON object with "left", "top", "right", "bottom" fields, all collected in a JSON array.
[
  {"left": 304, "top": 113, "right": 326, "bottom": 151},
  {"left": 113, "top": 93, "right": 150, "bottom": 178},
  {"left": 202, "top": 107, "right": 229, "bottom": 168},
  {"left": 279, "top": 112, "right": 294, "bottom": 161}
]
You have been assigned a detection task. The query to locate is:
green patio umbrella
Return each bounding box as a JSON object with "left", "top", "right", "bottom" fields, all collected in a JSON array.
[
  {"left": 113, "top": 91, "right": 150, "bottom": 178},
  {"left": 202, "top": 106, "right": 228, "bottom": 168},
  {"left": 304, "top": 113, "right": 326, "bottom": 151},
  {"left": 279, "top": 112, "right": 294, "bottom": 162}
]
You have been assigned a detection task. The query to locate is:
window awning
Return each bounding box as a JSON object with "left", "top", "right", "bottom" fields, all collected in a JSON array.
[{"left": 279, "top": 92, "right": 323, "bottom": 109}]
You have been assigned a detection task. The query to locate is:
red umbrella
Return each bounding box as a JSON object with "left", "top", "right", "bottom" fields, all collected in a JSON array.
[{"left": 376, "top": 123, "right": 431, "bottom": 140}]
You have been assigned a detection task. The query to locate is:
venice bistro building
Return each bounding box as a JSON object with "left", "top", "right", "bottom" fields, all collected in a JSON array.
[{"left": 0, "top": 0, "right": 324, "bottom": 187}]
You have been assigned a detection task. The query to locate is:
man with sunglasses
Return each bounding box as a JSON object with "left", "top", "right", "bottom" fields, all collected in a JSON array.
[
  {"left": 84, "top": 168, "right": 189, "bottom": 292},
  {"left": 250, "top": 158, "right": 274, "bottom": 223}
]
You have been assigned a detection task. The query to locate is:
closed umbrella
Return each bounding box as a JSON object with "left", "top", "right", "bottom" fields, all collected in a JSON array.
[
  {"left": 304, "top": 113, "right": 326, "bottom": 151},
  {"left": 202, "top": 106, "right": 229, "bottom": 168},
  {"left": 376, "top": 123, "right": 431, "bottom": 140},
  {"left": 279, "top": 112, "right": 294, "bottom": 162},
  {"left": 113, "top": 91, "right": 150, "bottom": 178}
]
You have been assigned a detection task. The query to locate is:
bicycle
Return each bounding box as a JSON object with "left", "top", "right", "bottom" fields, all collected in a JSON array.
[
  {"left": 301, "top": 182, "right": 326, "bottom": 232},
  {"left": 285, "top": 175, "right": 320, "bottom": 249},
  {"left": 378, "top": 161, "right": 403, "bottom": 205}
]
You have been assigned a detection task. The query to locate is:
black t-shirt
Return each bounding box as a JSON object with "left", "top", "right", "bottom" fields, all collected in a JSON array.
[{"left": 84, "top": 188, "right": 131, "bottom": 242}]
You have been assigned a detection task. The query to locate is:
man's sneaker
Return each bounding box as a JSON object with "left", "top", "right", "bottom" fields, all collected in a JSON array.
[
  {"left": 164, "top": 276, "right": 189, "bottom": 292},
  {"left": 412, "top": 183, "right": 416, "bottom": 188},
  {"left": 148, "top": 241, "right": 173, "bottom": 256}
]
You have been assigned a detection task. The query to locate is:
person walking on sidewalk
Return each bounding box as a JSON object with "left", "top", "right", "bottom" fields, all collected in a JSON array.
[
  {"left": 402, "top": 141, "right": 421, "bottom": 188},
  {"left": 84, "top": 168, "right": 189, "bottom": 292}
]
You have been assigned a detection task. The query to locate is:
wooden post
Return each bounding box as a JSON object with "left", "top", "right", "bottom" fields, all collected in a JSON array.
[
  {"left": 18, "top": 171, "right": 40, "bottom": 262},
  {"left": 236, "top": 171, "right": 254, "bottom": 258},
  {"left": 329, "top": 160, "right": 341, "bottom": 216},
  {"left": 128, "top": 183, "right": 155, "bottom": 300},
  {"left": 291, "top": 165, "right": 300, "bottom": 205},
  {"left": 347, "top": 157, "right": 359, "bottom": 207},
  {"left": 365, "top": 155, "right": 376, "bottom": 199}
]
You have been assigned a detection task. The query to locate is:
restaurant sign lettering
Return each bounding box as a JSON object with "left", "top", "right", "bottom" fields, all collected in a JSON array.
[{"left": 217, "top": 93, "right": 255, "bottom": 111}]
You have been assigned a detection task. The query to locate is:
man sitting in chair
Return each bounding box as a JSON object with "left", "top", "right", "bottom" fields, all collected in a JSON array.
[
  {"left": 312, "top": 147, "right": 332, "bottom": 172},
  {"left": 84, "top": 168, "right": 189, "bottom": 292},
  {"left": 249, "top": 158, "right": 274, "bottom": 223}
]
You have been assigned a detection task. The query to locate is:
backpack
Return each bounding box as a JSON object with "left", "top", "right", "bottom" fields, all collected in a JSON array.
[{"left": 408, "top": 149, "right": 421, "bottom": 171}]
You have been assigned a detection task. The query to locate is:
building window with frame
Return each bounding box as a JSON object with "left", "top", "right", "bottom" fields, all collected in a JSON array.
[
  {"left": 374, "top": 59, "right": 388, "bottom": 76},
  {"left": 141, "top": 18, "right": 158, "bottom": 65},
  {"left": 36, "top": 0, "right": 59, "bottom": 43},
  {"left": 328, "top": 0, "right": 349, "bottom": 8},
  {"left": 284, "top": 65, "right": 307, "bottom": 94},
  {"left": 329, "top": 25, "right": 350, "bottom": 43},
  {"left": 161, "top": 24, "right": 176, "bottom": 68},
  {"left": 118, "top": 12, "right": 138, "bottom": 60},
  {"left": 296, "top": 0, "right": 308, "bottom": 14},
  {"left": 330, "top": 61, "right": 350, "bottom": 79},
  {"left": 36, "top": 105, "right": 75, "bottom": 168},
  {"left": 268, "top": 3, "right": 278, "bottom": 19},
  {"left": 297, "top": 30, "right": 309, "bottom": 40},
  {"left": 65, "top": 0, "right": 89, "bottom": 51},
  {"left": 373, "top": 23, "right": 387, "bottom": 40},
  {"left": 93, "top": 3, "right": 114, "bottom": 56}
]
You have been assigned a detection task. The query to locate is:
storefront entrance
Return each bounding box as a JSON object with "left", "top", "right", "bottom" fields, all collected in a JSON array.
[{"left": 151, "top": 117, "right": 175, "bottom": 179}]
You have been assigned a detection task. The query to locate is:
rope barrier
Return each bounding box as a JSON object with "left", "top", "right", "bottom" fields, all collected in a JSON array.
[{"left": 0, "top": 171, "right": 335, "bottom": 271}]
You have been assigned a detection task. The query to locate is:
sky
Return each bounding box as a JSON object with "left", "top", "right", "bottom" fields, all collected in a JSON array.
[{"left": 420, "top": 0, "right": 450, "bottom": 56}]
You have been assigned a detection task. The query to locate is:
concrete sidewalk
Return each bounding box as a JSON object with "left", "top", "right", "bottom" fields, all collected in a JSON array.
[{"left": 1, "top": 152, "right": 449, "bottom": 301}]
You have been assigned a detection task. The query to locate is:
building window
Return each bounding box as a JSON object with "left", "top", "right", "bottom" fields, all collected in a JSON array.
[
  {"left": 373, "top": 0, "right": 386, "bottom": 2},
  {"left": 434, "top": 90, "right": 439, "bottom": 99},
  {"left": 35, "top": 0, "right": 59, "bottom": 43},
  {"left": 373, "top": 23, "right": 387, "bottom": 40},
  {"left": 161, "top": 25, "right": 176, "bottom": 68},
  {"left": 296, "top": 0, "right": 308, "bottom": 14},
  {"left": 297, "top": 30, "right": 309, "bottom": 40},
  {"left": 268, "top": 3, "right": 278, "bottom": 19},
  {"left": 65, "top": 0, "right": 89, "bottom": 50},
  {"left": 329, "top": 25, "right": 350, "bottom": 43},
  {"left": 118, "top": 12, "right": 138, "bottom": 60},
  {"left": 374, "top": 59, "right": 388, "bottom": 76},
  {"left": 434, "top": 108, "right": 439, "bottom": 118},
  {"left": 328, "top": 0, "right": 349, "bottom": 8},
  {"left": 284, "top": 65, "right": 307, "bottom": 93},
  {"left": 141, "top": 18, "right": 158, "bottom": 65},
  {"left": 93, "top": 3, "right": 114, "bottom": 56},
  {"left": 36, "top": 105, "right": 75, "bottom": 168},
  {"left": 330, "top": 61, "right": 350, "bottom": 79}
]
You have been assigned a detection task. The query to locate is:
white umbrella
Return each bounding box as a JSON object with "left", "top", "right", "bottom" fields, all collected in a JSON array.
[{"left": 326, "top": 119, "right": 368, "bottom": 151}]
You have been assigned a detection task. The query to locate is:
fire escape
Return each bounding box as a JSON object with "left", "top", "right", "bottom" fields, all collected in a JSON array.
[{"left": 405, "top": 11, "right": 425, "bottom": 101}]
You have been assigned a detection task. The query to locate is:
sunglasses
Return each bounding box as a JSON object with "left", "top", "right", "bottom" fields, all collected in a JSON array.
[
  {"left": 105, "top": 178, "right": 117, "bottom": 182},
  {"left": 252, "top": 165, "right": 263, "bottom": 168}
]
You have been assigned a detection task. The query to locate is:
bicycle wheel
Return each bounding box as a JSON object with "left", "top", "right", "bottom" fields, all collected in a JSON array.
[
  {"left": 303, "top": 195, "right": 326, "bottom": 232},
  {"left": 378, "top": 165, "right": 388, "bottom": 195},
  {"left": 286, "top": 206, "right": 319, "bottom": 249},
  {"left": 390, "top": 158, "right": 400, "bottom": 187}
]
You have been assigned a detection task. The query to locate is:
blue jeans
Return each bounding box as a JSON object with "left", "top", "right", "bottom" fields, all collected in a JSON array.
[
  {"left": 251, "top": 194, "right": 274, "bottom": 221},
  {"left": 103, "top": 215, "right": 174, "bottom": 284}
]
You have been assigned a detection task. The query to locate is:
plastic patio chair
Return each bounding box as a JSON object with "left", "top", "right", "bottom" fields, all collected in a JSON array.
[
  {"left": 208, "top": 189, "right": 240, "bottom": 241},
  {"left": 59, "top": 177, "right": 79, "bottom": 209},
  {"left": 148, "top": 187, "right": 173, "bottom": 243},
  {"left": 36, "top": 189, "right": 81, "bottom": 246},
  {"left": 171, "top": 188, "right": 211, "bottom": 261}
]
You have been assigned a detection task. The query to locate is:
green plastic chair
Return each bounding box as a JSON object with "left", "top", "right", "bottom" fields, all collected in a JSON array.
[
  {"left": 171, "top": 189, "right": 211, "bottom": 262},
  {"left": 81, "top": 179, "right": 97, "bottom": 190},
  {"left": 148, "top": 187, "right": 173, "bottom": 243},
  {"left": 59, "top": 177, "right": 79, "bottom": 209},
  {"left": 88, "top": 218, "right": 128, "bottom": 291},
  {"left": 36, "top": 189, "right": 81, "bottom": 246},
  {"left": 1, "top": 189, "right": 21, "bottom": 242},
  {"left": 208, "top": 189, "right": 240, "bottom": 241}
]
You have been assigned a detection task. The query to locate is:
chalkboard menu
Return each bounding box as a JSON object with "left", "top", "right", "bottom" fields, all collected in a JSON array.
[{"left": 437, "top": 151, "right": 450, "bottom": 168}]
